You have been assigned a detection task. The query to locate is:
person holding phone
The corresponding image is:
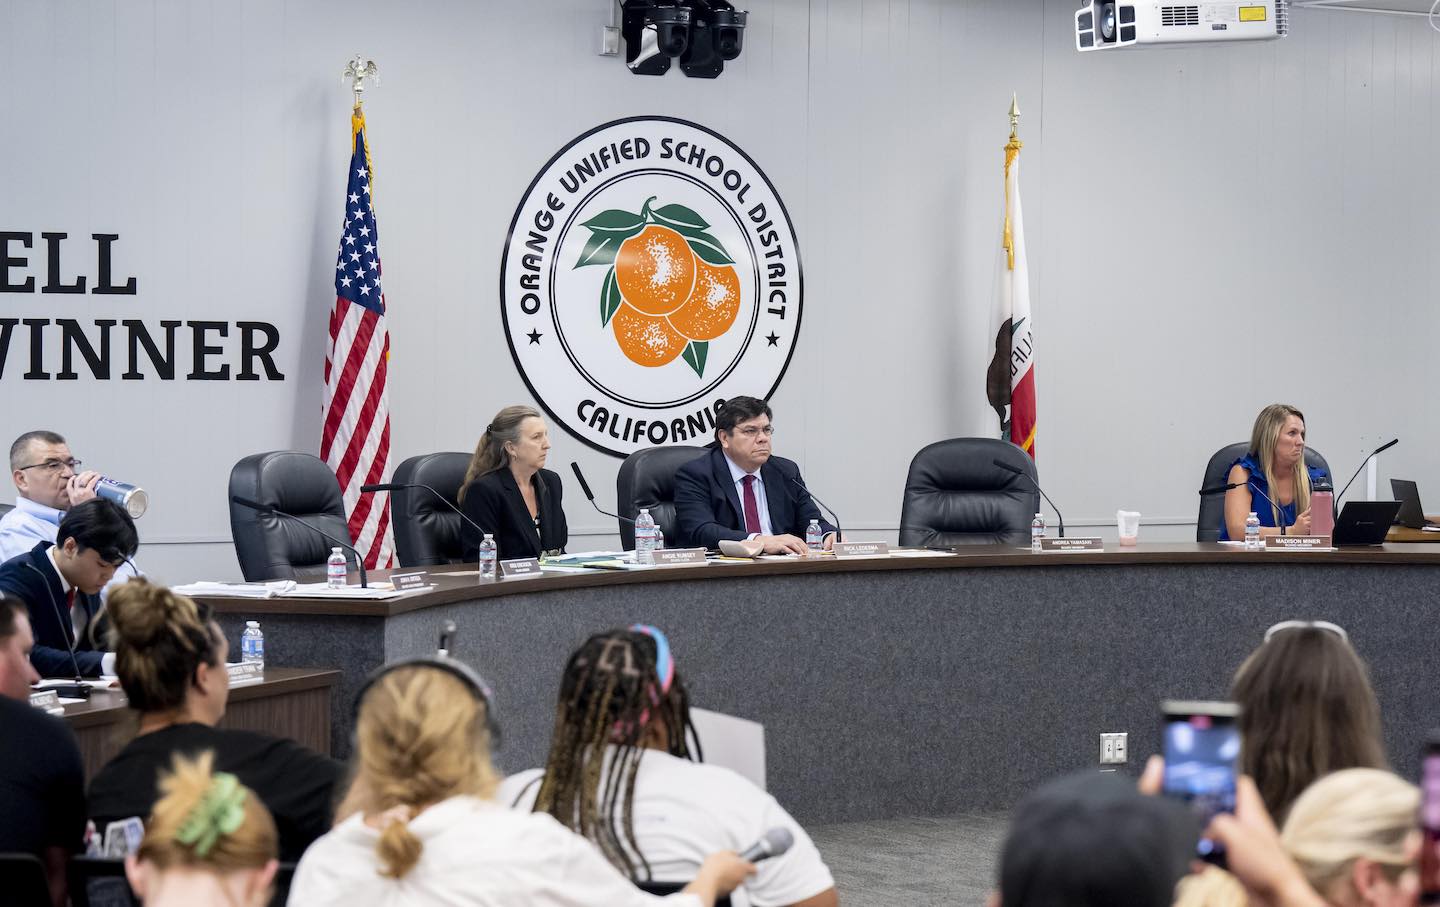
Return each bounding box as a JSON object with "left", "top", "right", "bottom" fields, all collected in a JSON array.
[{"left": 1221, "top": 404, "right": 1328, "bottom": 541}]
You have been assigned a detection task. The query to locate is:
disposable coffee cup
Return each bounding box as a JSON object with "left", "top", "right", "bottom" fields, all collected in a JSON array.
[{"left": 1116, "top": 510, "right": 1141, "bottom": 546}]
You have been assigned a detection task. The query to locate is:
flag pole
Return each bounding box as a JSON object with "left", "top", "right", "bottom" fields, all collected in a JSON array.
[
  {"left": 1003, "top": 94, "right": 1022, "bottom": 271},
  {"left": 343, "top": 55, "right": 379, "bottom": 109}
]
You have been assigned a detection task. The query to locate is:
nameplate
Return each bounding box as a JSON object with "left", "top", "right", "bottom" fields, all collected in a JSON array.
[
  {"left": 28, "top": 690, "right": 59, "bottom": 709},
  {"left": 1264, "top": 535, "right": 1332, "bottom": 550},
  {"left": 832, "top": 541, "right": 890, "bottom": 558},
  {"left": 227, "top": 661, "right": 263, "bottom": 685},
  {"left": 651, "top": 547, "right": 707, "bottom": 566},
  {"left": 391, "top": 571, "right": 429, "bottom": 592},
  {"left": 500, "top": 557, "right": 542, "bottom": 578},
  {"left": 1039, "top": 537, "right": 1104, "bottom": 552}
]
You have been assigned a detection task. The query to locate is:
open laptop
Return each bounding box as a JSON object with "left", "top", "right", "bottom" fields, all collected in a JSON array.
[
  {"left": 1332, "top": 500, "right": 1404, "bottom": 546},
  {"left": 1390, "top": 479, "right": 1439, "bottom": 529}
]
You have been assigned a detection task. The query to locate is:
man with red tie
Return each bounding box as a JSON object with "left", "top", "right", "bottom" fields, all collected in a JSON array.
[
  {"left": 0, "top": 499, "right": 138, "bottom": 678},
  {"left": 674, "top": 396, "right": 838, "bottom": 554}
]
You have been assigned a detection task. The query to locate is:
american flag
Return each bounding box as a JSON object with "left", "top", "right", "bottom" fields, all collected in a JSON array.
[{"left": 321, "top": 104, "right": 394, "bottom": 569}]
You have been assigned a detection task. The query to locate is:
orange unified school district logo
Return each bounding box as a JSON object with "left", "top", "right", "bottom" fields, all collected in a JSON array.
[{"left": 501, "top": 117, "right": 801, "bottom": 457}]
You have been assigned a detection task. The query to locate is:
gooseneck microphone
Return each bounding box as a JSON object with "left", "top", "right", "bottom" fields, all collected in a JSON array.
[
  {"left": 569, "top": 462, "right": 636, "bottom": 526},
  {"left": 992, "top": 458, "right": 1065, "bottom": 538},
  {"left": 360, "top": 482, "right": 491, "bottom": 541},
  {"left": 789, "top": 475, "right": 843, "bottom": 543},
  {"left": 1334, "top": 438, "right": 1399, "bottom": 518},
  {"left": 23, "top": 561, "right": 91, "bottom": 699},
  {"left": 1197, "top": 480, "right": 1291, "bottom": 531},
  {"left": 230, "top": 496, "right": 369, "bottom": 588},
  {"left": 739, "top": 827, "right": 794, "bottom": 862}
]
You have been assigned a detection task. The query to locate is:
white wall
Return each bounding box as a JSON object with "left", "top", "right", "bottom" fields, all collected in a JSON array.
[{"left": 1, "top": 0, "right": 1435, "bottom": 583}]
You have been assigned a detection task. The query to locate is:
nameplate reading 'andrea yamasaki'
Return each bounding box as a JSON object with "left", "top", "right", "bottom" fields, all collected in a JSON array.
[
  {"left": 500, "top": 558, "right": 542, "bottom": 578},
  {"left": 1264, "top": 535, "right": 1333, "bottom": 551},
  {"left": 1038, "top": 537, "right": 1104, "bottom": 552},
  {"left": 651, "top": 547, "right": 707, "bottom": 566},
  {"left": 390, "top": 571, "right": 429, "bottom": 592},
  {"left": 832, "top": 541, "right": 890, "bottom": 558}
]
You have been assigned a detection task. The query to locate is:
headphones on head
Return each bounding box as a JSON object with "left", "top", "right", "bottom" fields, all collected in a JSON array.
[{"left": 351, "top": 621, "right": 502, "bottom": 747}]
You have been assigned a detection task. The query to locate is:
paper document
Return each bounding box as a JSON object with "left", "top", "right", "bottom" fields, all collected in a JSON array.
[{"left": 171, "top": 580, "right": 296, "bottom": 599}]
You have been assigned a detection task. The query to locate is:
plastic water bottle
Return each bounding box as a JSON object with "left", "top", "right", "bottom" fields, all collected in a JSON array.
[
  {"left": 806, "top": 519, "right": 823, "bottom": 551},
  {"left": 1245, "top": 512, "right": 1262, "bottom": 550},
  {"left": 635, "top": 509, "right": 657, "bottom": 564},
  {"left": 326, "top": 547, "right": 347, "bottom": 588},
  {"left": 653, "top": 525, "right": 665, "bottom": 552},
  {"left": 478, "top": 534, "right": 498, "bottom": 580},
  {"left": 241, "top": 621, "right": 264, "bottom": 668},
  {"left": 1031, "top": 513, "right": 1046, "bottom": 552}
]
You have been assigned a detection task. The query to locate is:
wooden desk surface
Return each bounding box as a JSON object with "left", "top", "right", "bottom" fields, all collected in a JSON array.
[{"left": 1386, "top": 516, "right": 1440, "bottom": 542}]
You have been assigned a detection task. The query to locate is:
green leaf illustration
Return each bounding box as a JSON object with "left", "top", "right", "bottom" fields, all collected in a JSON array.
[
  {"left": 681, "top": 340, "right": 709, "bottom": 377},
  {"left": 574, "top": 231, "right": 626, "bottom": 269},
  {"left": 581, "top": 209, "right": 647, "bottom": 233},
  {"left": 600, "top": 267, "right": 622, "bottom": 327},
  {"left": 651, "top": 203, "right": 710, "bottom": 234},
  {"left": 685, "top": 232, "right": 735, "bottom": 266}
]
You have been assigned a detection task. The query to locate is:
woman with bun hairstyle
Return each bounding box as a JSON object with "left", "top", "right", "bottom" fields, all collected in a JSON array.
[
  {"left": 87, "top": 578, "right": 342, "bottom": 861},
  {"left": 125, "top": 751, "right": 279, "bottom": 907}
]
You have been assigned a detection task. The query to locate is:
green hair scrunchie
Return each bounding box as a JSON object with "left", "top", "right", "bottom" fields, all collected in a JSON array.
[{"left": 175, "top": 771, "right": 248, "bottom": 857}]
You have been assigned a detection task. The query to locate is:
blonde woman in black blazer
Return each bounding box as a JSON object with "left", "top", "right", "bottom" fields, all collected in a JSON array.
[{"left": 458, "top": 406, "right": 568, "bottom": 562}]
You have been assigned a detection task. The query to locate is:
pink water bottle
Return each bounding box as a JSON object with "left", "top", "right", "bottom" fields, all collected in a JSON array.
[{"left": 1311, "top": 489, "right": 1335, "bottom": 537}]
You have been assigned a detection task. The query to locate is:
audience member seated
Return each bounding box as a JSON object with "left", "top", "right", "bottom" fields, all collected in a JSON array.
[
  {"left": 0, "top": 592, "right": 85, "bottom": 907},
  {"left": 501, "top": 625, "right": 838, "bottom": 907},
  {"left": 0, "top": 429, "right": 142, "bottom": 588},
  {"left": 1230, "top": 621, "right": 1387, "bottom": 823},
  {"left": 0, "top": 498, "right": 138, "bottom": 678},
  {"left": 86, "top": 579, "right": 342, "bottom": 862},
  {"left": 1220, "top": 404, "right": 1327, "bottom": 541},
  {"left": 290, "top": 659, "right": 753, "bottom": 906},
  {"left": 1280, "top": 769, "right": 1420, "bottom": 907},
  {"left": 124, "top": 751, "right": 280, "bottom": 907},
  {"left": 1173, "top": 866, "right": 1249, "bottom": 907},
  {"left": 458, "top": 404, "right": 568, "bottom": 562}
]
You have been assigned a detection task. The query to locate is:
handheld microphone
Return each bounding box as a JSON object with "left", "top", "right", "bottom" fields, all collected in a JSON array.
[
  {"left": 569, "top": 462, "right": 636, "bottom": 526},
  {"left": 23, "top": 561, "right": 92, "bottom": 699},
  {"left": 1198, "top": 480, "right": 1291, "bottom": 531},
  {"left": 788, "top": 475, "right": 843, "bottom": 543},
  {"left": 360, "top": 482, "right": 492, "bottom": 546},
  {"left": 230, "top": 496, "right": 369, "bottom": 588},
  {"left": 991, "top": 458, "right": 1065, "bottom": 538},
  {"left": 1334, "top": 438, "right": 1399, "bottom": 518},
  {"left": 739, "top": 827, "right": 794, "bottom": 863}
]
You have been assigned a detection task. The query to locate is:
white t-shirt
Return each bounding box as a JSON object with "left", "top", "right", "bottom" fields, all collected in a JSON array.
[
  {"left": 287, "top": 795, "right": 700, "bottom": 907},
  {"left": 499, "top": 749, "right": 834, "bottom": 907}
]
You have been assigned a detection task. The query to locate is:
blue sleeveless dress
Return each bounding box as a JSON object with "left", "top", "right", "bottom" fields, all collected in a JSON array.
[{"left": 1217, "top": 454, "right": 1328, "bottom": 540}]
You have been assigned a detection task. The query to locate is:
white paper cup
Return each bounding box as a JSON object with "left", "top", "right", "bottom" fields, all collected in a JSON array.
[{"left": 1116, "top": 510, "right": 1141, "bottom": 546}]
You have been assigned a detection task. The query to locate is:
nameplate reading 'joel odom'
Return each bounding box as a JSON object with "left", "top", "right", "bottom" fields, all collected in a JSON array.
[
  {"left": 1264, "top": 535, "right": 1333, "bottom": 551},
  {"left": 832, "top": 541, "right": 891, "bottom": 558},
  {"left": 651, "top": 548, "right": 707, "bottom": 566},
  {"left": 1038, "top": 537, "right": 1104, "bottom": 552},
  {"left": 390, "top": 571, "right": 429, "bottom": 591},
  {"left": 500, "top": 558, "right": 543, "bottom": 578}
]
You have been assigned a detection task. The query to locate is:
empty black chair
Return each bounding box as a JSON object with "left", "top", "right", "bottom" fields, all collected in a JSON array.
[
  {"left": 228, "top": 451, "right": 356, "bottom": 582},
  {"left": 390, "top": 452, "right": 471, "bottom": 567},
  {"left": 615, "top": 445, "right": 705, "bottom": 550},
  {"left": 1196, "top": 442, "right": 1332, "bottom": 542},
  {"left": 638, "top": 880, "right": 732, "bottom": 907},
  {"left": 0, "top": 852, "right": 52, "bottom": 907},
  {"left": 898, "top": 438, "right": 1040, "bottom": 547}
]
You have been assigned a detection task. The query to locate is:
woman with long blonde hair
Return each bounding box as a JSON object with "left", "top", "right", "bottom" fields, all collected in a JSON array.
[
  {"left": 1221, "top": 403, "right": 1329, "bottom": 540},
  {"left": 458, "top": 404, "right": 568, "bottom": 561}
]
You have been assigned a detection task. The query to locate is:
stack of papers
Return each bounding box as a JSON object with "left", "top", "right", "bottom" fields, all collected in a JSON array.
[{"left": 172, "top": 580, "right": 297, "bottom": 599}]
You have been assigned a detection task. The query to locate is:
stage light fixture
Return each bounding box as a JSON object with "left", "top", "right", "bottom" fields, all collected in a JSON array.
[
  {"left": 678, "top": 0, "right": 748, "bottom": 79},
  {"left": 622, "top": 1, "right": 693, "bottom": 76}
]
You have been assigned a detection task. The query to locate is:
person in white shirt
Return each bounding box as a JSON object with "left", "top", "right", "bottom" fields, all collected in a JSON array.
[
  {"left": 0, "top": 430, "right": 141, "bottom": 591},
  {"left": 289, "top": 659, "right": 753, "bottom": 907},
  {"left": 500, "top": 626, "right": 838, "bottom": 907}
]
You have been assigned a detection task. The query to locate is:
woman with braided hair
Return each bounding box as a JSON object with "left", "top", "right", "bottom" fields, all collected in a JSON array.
[{"left": 501, "top": 626, "right": 838, "bottom": 907}]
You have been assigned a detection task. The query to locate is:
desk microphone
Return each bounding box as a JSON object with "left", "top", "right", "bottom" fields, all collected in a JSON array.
[
  {"left": 991, "top": 459, "right": 1065, "bottom": 538},
  {"left": 739, "top": 827, "right": 794, "bottom": 862},
  {"left": 1197, "top": 481, "right": 1291, "bottom": 531},
  {"left": 23, "top": 561, "right": 92, "bottom": 699},
  {"left": 1333, "top": 438, "right": 1399, "bottom": 519},
  {"left": 569, "top": 462, "right": 636, "bottom": 526},
  {"left": 360, "top": 482, "right": 491, "bottom": 541},
  {"left": 789, "top": 475, "right": 843, "bottom": 543},
  {"left": 230, "top": 496, "right": 369, "bottom": 588}
]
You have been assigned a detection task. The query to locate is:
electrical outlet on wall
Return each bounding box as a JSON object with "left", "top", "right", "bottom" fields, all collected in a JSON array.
[{"left": 1100, "top": 732, "right": 1128, "bottom": 764}]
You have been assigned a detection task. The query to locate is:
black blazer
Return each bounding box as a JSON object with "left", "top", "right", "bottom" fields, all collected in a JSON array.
[
  {"left": 673, "top": 448, "right": 835, "bottom": 550},
  {"left": 0, "top": 542, "right": 107, "bottom": 677},
  {"left": 459, "top": 468, "right": 568, "bottom": 562}
]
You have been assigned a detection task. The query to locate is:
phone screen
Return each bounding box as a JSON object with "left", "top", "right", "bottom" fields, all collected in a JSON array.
[
  {"left": 1420, "top": 745, "right": 1440, "bottom": 902},
  {"left": 1162, "top": 702, "right": 1241, "bottom": 860}
]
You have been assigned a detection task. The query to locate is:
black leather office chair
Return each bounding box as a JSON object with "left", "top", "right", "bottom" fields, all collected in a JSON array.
[
  {"left": 391, "top": 452, "right": 471, "bottom": 567},
  {"left": 616, "top": 445, "right": 706, "bottom": 550},
  {"left": 0, "top": 852, "right": 52, "bottom": 907},
  {"left": 1196, "top": 442, "right": 1332, "bottom": 542},
  {"left": 0, "top": 502, "right": 13, "bottom": 517},
  {"left": 898, "top": 438, "right": 1040, "bottom": 547},
  {"left": 228, "top": 451, "right": 356, "bottom": 582}
]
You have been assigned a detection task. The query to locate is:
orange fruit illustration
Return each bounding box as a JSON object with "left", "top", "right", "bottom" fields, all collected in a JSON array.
[
  {"left": 615, "top": 225, "right": 696, "bottom": 316},
  {"left": 612, "top": 302, "right": 687, "bottom": 367},
  {"left": 667, "top": 259, "right": 740, "bottom": 341}
]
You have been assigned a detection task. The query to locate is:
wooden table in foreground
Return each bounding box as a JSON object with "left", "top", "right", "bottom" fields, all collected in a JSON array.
[
  {"left": 62, "top": 667, "right": 340, "bottom": 780},
  {"left": 1387, "top": 515, "right": 1440, "bottom": 542}
]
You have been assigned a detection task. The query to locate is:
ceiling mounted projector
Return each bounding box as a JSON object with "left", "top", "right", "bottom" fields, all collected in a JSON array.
[{"left": 1075, "top": 0, "right": 1288, "bottom": 51}]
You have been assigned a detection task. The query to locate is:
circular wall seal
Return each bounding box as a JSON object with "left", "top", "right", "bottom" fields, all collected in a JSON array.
[{"left": 500, "top": 116, "right": 802, "bottom": 457}]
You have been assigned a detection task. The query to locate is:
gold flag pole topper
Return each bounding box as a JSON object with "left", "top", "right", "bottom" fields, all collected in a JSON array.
[{"left": 1003, "top": 94, "right": 1022, "bottom": 271}]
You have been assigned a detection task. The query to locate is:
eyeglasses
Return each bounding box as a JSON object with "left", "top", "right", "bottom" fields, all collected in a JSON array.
[
  {"left": 1263, "top": 620, "right": 1349, "bottom": 644},
  {"left": 734, "top": 425, "right": 775, "bottom": 439},
  {"left": 18, "top": 458, "right": 82, "bottom": 474}
]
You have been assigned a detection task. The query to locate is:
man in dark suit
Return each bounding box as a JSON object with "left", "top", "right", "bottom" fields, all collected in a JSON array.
[
  {"left": 0, "top": 499, "right": 138, "bottom": 678},
  {"left": 674, "top": 396, "right": 837, "bottom": 553}
]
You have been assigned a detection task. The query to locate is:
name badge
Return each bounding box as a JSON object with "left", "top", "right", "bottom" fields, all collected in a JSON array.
[
  {"left": 832, "top": 541, "right": 890, "bottom": 557},
  {"left": 1264, "top": 535, "right": 1332, "bottom": 550},
  {"left": 28, "top": 690, "right": 59, "bottom": 709},
  {"left": 391, "top": 571, "right": 429, "bottom": 592},
  {"left": 1039, "top": 537, "right": 1104, "bottom": 552},
  {"left": 500, "top": 557, "right": 542, "bottom": 578},
  {"left": 651, "top": 547, "right": 707, "bottom": 566},
  {"left": 227, "top": 661, "right": 264, "bottom": 685}
]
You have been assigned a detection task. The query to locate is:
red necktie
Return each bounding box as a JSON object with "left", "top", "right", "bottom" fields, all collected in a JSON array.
[{"left": 741, "top": 474, "right": 762, "bottom": 535}]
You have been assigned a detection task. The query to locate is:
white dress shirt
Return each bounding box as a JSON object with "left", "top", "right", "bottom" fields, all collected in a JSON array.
[
  {"left": 723, "top": 454, "right": 773, "bottom": 538},
  {"left": 43, "top": 544, "right": 116, "bottom": 676}
]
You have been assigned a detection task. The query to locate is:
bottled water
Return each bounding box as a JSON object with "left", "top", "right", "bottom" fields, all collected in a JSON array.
[
  {"left": 654, "top": 525, "right": 665, "bottom": 552},
  {"left": 478, "top": 534, "right": 498, "bottom": 580},
  {"left": 1031, "top": 513, "right": 1046, "bottom": 552},
  {"left": 635, "top": 508, "right": 657, "bottom": 564},
  {"left": 806, "top": 519, "right": 823, "bottom": 551},
  {"left": 1244, "top": 512, "right": 1261, "bottom": 551},
  {"left": 241, "top": 621, "right": 264, "bottom": 667},
  {"left": 326, "top": 547, "right": 347, "bottom": 588}
]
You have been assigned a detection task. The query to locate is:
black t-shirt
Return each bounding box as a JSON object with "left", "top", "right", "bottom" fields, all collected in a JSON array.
[
  {"left": 87, "top": 723, "right": 344, "bottom": 862},
  {"left": 0, "top": 696, "right": 86, "bottom": 856}
]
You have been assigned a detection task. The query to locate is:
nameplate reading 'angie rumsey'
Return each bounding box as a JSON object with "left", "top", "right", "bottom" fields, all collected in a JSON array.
[
  {"left": 390, "top": 571, "right": 429, "bottom": 591},
  {"left": 1038, "top": 537, "right": 1104, "bottom": 552},
  {"left": 651, "top": 548, "right": 707, "bottom": 566},
  {"left": 832, "top": 541, "right": 891, "bottom": 558},
  {"left": 500, "top": 558, "right": 543, "bottom": 578},
  {"left": 1264, "top": 536, "right": 1332, "bottom": 550}
]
